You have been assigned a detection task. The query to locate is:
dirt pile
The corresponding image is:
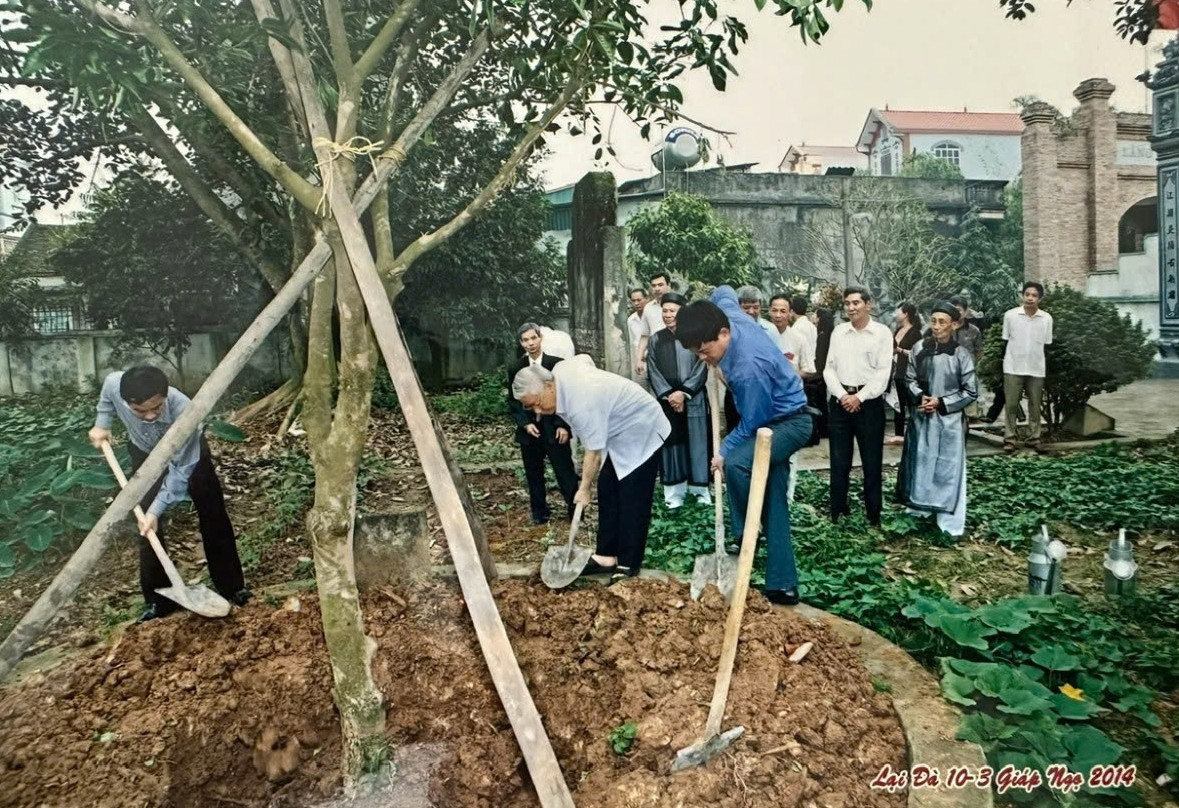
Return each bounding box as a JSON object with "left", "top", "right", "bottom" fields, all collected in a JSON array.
[{"left": 0, "top": 578, "right": 906, "bottom": 808}]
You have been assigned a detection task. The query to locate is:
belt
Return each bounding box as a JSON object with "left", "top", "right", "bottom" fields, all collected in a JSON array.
[{"left": 842, "top": 385, "right": 864, "bottom": 394}]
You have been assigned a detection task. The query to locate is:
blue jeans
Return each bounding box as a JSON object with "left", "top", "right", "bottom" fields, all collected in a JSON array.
[{"left": 724, "top": 411, "right": 813, "bottom": 591}]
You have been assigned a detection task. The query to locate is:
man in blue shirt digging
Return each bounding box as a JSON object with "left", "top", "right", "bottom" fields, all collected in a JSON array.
[
  {"left": 675, "top": 286, "right": 813, "bottom": 605},
  {"left": 88, "top": 365, "right": 250, "bottom": 622}
]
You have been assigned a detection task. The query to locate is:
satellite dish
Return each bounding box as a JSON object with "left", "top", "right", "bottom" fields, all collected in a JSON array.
[{"left": 651, "top": 127, "right": 702, "bottom": 171}]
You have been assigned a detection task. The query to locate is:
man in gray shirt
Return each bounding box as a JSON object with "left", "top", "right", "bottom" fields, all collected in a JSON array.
[{"left": 88, "top": 365, "right": 249, "bottom": 621}]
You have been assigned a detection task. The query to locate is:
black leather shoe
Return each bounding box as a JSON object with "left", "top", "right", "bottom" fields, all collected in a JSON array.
[
  {"left": 580, "top": 559, "right": 617, "bottom": 576},
  {"left": 532, "top": 514, "right": 551, "bottom": 525},
  {"left": 724, "top": 541, "right": 741, "bottom": 556},
  {"left": 231, "top": 588, "right": 253, "bottom": 606},
  {"left": 764, "top": 588, "right": 800, "bottom": 606},
  {"left": 136, "top": 601, "right": 179, "bottom": 623}
]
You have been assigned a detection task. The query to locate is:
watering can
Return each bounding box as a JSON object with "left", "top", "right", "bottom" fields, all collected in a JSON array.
[{"left": 1103, "top": 529, "right": 1139, "bottom": 597}]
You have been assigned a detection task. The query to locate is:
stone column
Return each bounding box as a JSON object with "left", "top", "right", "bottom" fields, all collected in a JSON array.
[
  {"left": 567, "top": 172, "right": 618, "bottom": 367},
  {"left": 1144, "top": 38, "right": 1179, "bottom": 367},
  {"left": 1021, "top": 102, "right": 1060, "bottom": 285},
  {"left": 1075, "top": 78, "right": 1119, "bottom": 277}
]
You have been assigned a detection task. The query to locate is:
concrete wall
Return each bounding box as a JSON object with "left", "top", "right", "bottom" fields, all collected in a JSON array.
[
  {"left": 1088, "top": 233, "right": 1161, "bottom": 338},
  {"left": 0, "top": 329, "right": 288, "bottom": 398},
  {"left": 908, "top": 133, "right": 1022, "bottom": 182}
]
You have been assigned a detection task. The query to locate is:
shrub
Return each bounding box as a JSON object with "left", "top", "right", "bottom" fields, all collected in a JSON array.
[
  {"left": 432, "top": 370, "right": 508, "bottom": 423},
  {"left": 978, "top": 286, "right": 1155, "bottom": 429}
]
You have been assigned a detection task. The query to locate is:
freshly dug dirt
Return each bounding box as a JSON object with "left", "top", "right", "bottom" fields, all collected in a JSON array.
[{"left": 0, "top": 578, "right": 907, "bottom": 808}]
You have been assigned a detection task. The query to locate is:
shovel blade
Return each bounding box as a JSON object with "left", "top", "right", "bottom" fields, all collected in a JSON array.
[
  {"left": 689, "top": 553, "right": 738, "bottom": 602},
  {"left": 156, "top": 584, "right": 232, "bottom": 618},
  {"left": 539, "top": 544, "right": 594, "bottom": 589}
]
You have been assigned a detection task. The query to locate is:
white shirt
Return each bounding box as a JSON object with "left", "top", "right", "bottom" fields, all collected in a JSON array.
[
  {"left": 1002, "top": 307, "right": 1053, "bottom": 377},
  {"left": 627, "top": 312, "right": 643, "bottom": 355},
  {"left": 553, "top": 355, "right": 670, "bottom": 479},
  {"left": 792, "top": 316, "right": 818, "bottom": 358},
  {"left": 539, "top": 326, "right": 575, "bottom": 360},
  {"left": 639, "top": 297, "right": 665, "bottom": 338},
  {"left": 823, "top": 320, "right": 894, "bottom": 401},
  {"left": 774, "top": 326, "right": 816, "bottom": 375}
]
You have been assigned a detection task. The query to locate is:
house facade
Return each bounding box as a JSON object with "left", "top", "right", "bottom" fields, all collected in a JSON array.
[
  {"left": 779, "top": 144, "right": 868, "bottom": 175},
  {"left": 856, "top": 109, "right": 1024, "bottom": 181}
]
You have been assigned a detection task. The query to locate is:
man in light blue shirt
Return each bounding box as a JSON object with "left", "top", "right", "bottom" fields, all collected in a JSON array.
[
  {"left": 675, "top": 286, "right": 812, "bottom": 605},
  {"left": 88, "top": 366, "right": 249, "bottom": 621}
]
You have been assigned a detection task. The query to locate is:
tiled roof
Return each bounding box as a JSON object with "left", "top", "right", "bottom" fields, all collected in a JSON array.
[{"left": 876, "top": 110, "right": 1024, "bottom": 134}]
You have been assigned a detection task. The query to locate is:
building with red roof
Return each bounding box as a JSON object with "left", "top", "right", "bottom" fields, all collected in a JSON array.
[{"left": 855, "top": 107, "right": 1024, "bottom": 181}]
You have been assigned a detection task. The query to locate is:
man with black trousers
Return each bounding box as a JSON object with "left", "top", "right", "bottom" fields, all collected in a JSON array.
[
  {"left": 507, "top": 322, "right": 579, "bottom": 524},
  {"left": 823, "top": 286, "right": 894, "bottom": 526},
  {"left": 87, "top": 365, "right": 250, "bottom": 622}
]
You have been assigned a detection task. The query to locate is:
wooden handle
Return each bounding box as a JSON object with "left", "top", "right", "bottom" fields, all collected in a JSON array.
[
  {"left": 99, "top": 441, "right": 187, "bottom": 591},
  {"left": 704, "top": 427, "right": 773, "bottom": 738},
  {"left": 564, "top": 502, "right": 585, "bottom": 562},
  {"left": 707, "top": 369, "right": 724, "bottom": 555}
]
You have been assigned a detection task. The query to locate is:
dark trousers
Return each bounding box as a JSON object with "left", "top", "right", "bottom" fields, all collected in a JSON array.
[
  {"left": 726, "top": 412, "right": 813, "bottom": 591},
  {"left": 892, "top": 379, "right": 910, "bottom": 437},
  {"left": 129, "top": 439, "right": 245, "bottom": 608},
  {"left": 520, "top": 434, "right": 578, "bottom": 520},
  {"left": 596, "top": 452, "right": 660, "bottom": 570},
  {"left": 828, "top": 396, "right": 886, "bottom": 525}
]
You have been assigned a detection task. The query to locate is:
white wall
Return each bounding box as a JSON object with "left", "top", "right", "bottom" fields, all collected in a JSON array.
[
  {"left": 1088, "top": 233, "right": 1161, "bottom": 338},
  {"left": 908, "top": 133, "right": 1022, "bottom": 182}
]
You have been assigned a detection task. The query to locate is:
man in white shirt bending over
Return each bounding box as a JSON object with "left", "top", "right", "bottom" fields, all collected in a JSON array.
[
  {"left": 1002, "top": 281, "right": 1054, "bottom": 453},
  {"left": 823, "top": 286, "right": 894, "bottom": 526},
  {"left": 634, "top": 272, "right": 672, "bottom": 379}
]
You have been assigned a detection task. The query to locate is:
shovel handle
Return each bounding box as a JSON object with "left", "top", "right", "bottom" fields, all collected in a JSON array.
[
  {"left": 99, "top": 440, "right": 188, "bottom": 592},
  {"left": 564, "top": 502, "right": 585, "bottom": 562},
  {"left": 705, "top": 427, "right": 773, "bottom": 739},
  {"left": 707, "top": 369, "right": 725, "bottom": 555}
]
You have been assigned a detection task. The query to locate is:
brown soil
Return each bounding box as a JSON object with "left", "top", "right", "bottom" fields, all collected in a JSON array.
[{"left": 0, "top": 578, "right": 907, "bottom": 808}]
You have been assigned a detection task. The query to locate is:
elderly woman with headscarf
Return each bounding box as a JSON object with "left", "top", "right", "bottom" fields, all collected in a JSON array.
[
  {"left": 512, "top": 356, "right": 670, "bottom": 578},
  {"left": 899, "top": 301, "right": 978, "bottom": 537},
  {"left": 646, "top": 292, "right": 711, "bottom": 508}
]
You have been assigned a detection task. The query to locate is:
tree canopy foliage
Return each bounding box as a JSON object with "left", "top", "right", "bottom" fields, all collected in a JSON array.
[
  {"left": 899, "top": 151, "right": 964, "bottom": 180},
  {"left": 626, "top": 192, "right": 758, "bottom": 288}
]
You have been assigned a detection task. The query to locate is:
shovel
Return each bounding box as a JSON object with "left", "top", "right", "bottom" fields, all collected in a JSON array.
[
  {"left": 690, "top": 369, "right": 738, "bottom": 601},
  {"left": 100, "top": 441, "right": 232, "bottom": 618},
  {"left": 540, "top": 502, "right": 591, "bottom": 589},
  {"left": 672, "top": 427, "right": 773, "bottom": 772}
]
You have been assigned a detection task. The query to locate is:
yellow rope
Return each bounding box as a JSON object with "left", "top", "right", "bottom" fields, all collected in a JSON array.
[{"left": 312, "top": 136, "right": 385, "bottom": 216}]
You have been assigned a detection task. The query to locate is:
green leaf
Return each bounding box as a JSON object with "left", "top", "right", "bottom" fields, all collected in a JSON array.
[
  {"left": 976, "top": 604, "right": 1034, "bottom": 633},
  {"left": 0, "top": 544, "right": 14, "bottom": 569},
  {"left": 940, "top": 671, "right": 977, "bottom": 707},
  {"left": 205, "top": 419, "right": 247, "bottom": 443},
  {"left": 935, "top": 614, "right": 995, "bottom": 650},
  {"left": 75, "top": 469, "right": 116, "bottom": 489},
  {"left": 957, "top": 712, "right": 1018, "bottom": 744},
  {"left": 21, "top": 508, "right": 55, "bottom": 527},
  {"left": 24, "top": 523, "right": 55, "bottom": 552},
  {"left": 1049, "top": 692, "right": 1103, "bottom": 720},
  {"left": 996, "top": 688, "right": 1052, "bottom": 716},
  {"left": 1062, "top": 726, "right": 1125, "bottom": 774},
  {"left": 1031, "top": 645, "right": 1081, "bottom": 671}
]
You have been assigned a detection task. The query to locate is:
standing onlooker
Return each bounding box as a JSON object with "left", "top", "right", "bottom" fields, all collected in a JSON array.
[
  {"left": 824, "top": 286, "right": 893, "bottom": 526},
  {"left": 634, "top": 272, "right": 671, "bottom": 379},
  {"left": 736, "top": 286, "right": 782, "bottom": 343},
  {"left": 647, "top": 293, "right": 711, "bottom": 507},
  {"left": 950, "top": 295, "right": 983, "bottom": 362},
  {"left": 888, "top": 302, "right": 922, "bottom": 445},
  {"left": 900, "top": 302, "right": 978, "bottom": 537},
  {"left": 675, "top": 286, "right": 813, "bottom": 605},
  {"left": 808, "top": 307, "right": 836, "bottom": 441},
  {"left": 790, "top": 296, "right": 819, "bottom": 359},
  {"left": 626, "top": 288, "right": 648, "bottom": 381},
  {"left": 1002, "top": 281, "right": 1053, "bottom": 453},
  {"left": 769, "top": 294, "right": 816, "bottom": 376},
  {"left": 508, "top": 323, "right": 579, "bottom": 524}
]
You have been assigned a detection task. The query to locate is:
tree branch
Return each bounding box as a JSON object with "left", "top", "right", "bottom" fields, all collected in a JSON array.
[
  {"left": 586, "top": 94, "right": 737, "bottom": 137},
  {"left": 353, "top": 0, "right": 421, "bottom": 84},
  {"left": 322, "top": 0, "right": 356, "bottom": 113},
  {"left": 30, "top": 134, "right": 144, "bottom": 167},
  {"left": 75, "top": 0, "right": 321, "bottom": 210},
  {"left": 0, "top": 76, "right": 65, "bottom": 89}
]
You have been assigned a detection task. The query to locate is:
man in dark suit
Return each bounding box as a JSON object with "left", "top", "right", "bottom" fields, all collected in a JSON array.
[{"left": 508, "top": 322, "right": 579, "bottom": 523}]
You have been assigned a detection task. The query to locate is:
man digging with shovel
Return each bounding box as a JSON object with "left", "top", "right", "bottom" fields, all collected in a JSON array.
[
  {"left": 675, "top": 287, "right": 813, "bottom": 605},
  {"left": 88, "top": 366, "right": 251, "bottom": 622}
]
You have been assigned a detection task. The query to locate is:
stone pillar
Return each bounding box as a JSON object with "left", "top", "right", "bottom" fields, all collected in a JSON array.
[
  {"left": 1143, "top": 38, "right": 1179, "bottom": 366},
  {"left": 1021, "top": 102, "right": 1060, "bottom": 285},
  {"left": 76, "top": 334, "right": 97, "bottom": 392},
  {"left": 1075, "top": 78, "right": 1119, "bottom": 277},
  {"left": 567, "top": 172, "right": 618, "bottom": 367},
  {"left": 601, "top": 225, "right": 629, "bottom": 376}
]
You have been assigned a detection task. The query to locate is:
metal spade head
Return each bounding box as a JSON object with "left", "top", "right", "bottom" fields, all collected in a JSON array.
[
  {"left": 540, "top": 504, "right": 591, "bottom": 589},
  {"left": 156, "top": 584, "right": 232, "bottom": 618},
  {"left": 689, "top": 552, "right": 738, "bottom": 602}
]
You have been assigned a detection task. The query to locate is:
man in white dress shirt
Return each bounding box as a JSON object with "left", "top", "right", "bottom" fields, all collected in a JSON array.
[
  {"left": 1002, "top": 281, "right": 1054, "bottom": 453},
  {"left": 769, "top": 294, "right": 816, "bottom": 377},
  {"left": 634, "top": 272, "right": 672, "bottom": 379},
  {"left": 789, "top": 296, "right": 819, "bottom": 359},
  {"left": 626, "top": 288, "right": 648, "bottom": 380},
  {"left": 823, "top": 286, "right": 894, "bottom": 526}
]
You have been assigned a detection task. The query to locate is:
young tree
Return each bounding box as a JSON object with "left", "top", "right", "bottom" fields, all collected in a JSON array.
[
  {"left": 8, "top": 0, "right": 878, "bottom": 791},
  {"left": 899, "top": 151, "right": 964, "bottom": 180},
  {"left": 0, "top": 258, "right": 37, "bottom": 340},
  {"left": 626, "top": 191, "right": 758, "bottom": 287},
  {"left": 51, "top": 171, "right": 253, "bottom": 384}
]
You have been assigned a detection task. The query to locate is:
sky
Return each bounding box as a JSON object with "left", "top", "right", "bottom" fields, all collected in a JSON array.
[{"left": 535, "top": 0, "right": 1173, "bottom": 189}]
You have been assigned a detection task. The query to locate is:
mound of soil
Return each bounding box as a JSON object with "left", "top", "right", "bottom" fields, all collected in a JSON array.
[{"left": 0, "top": 578, "right": 906, "bottom": 808}]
